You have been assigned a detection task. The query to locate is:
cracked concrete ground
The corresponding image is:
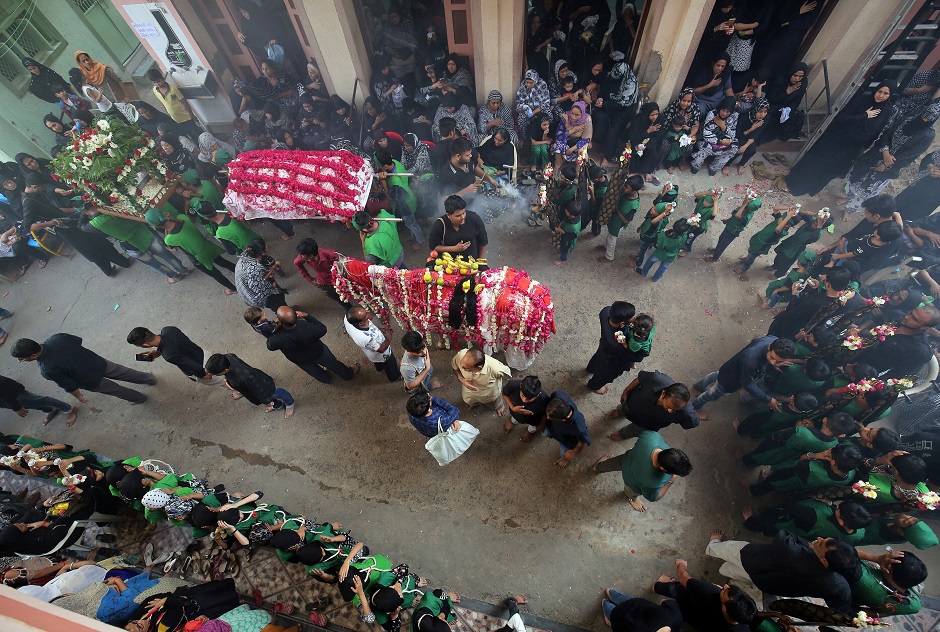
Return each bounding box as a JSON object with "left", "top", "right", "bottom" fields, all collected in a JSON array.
[{"left": 1, "top": 168, "right": 937, "bottom": 630}]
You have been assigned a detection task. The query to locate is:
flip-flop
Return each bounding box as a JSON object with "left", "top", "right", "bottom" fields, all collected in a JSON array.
[
  {"left": 37, "top": 259, "right": 48, "bottom": 269},
  {"left": 42, "top": 409, "right": 60, "bottom": 426},
  {"left": 761, "top": 153, "right": 780, "bottom": 165},
  {"left": 143, "top": 543, "right": 154, "bottom": 566},
  {"left": 96, "top": 533, "right": 117, "bottom": 544},
  {"left": 306, "top": 598, "right": 329, "bottom": 612},
  {"left": 252, "top": 588, "right": 263, "bottom": 607},
  {"left": 65, "top": 409, "right": 78, "bottom": 427}
]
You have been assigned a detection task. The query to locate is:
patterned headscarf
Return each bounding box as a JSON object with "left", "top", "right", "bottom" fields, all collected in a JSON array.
[
  {"left": 663, "top": 88, "right": 700, "bottom": 125},
  {"left": 750, "top": 97, "right": 770, "bottom": 123},
  {"left": 486, "top": 90, "right": 502, "bottom": 103}
]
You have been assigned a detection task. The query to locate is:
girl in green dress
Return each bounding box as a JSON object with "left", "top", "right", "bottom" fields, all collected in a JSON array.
[{"left": 411, "top": 588, "right": 460, "bottom": 632}]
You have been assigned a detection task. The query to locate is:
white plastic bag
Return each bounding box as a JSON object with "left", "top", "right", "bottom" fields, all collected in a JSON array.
[{"left": 425, "top": 420, "right": 480, "bottom": 466}]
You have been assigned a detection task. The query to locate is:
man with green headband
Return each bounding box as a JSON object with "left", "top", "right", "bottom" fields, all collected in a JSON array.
[
  {"left": 174, "top": 168, "right": 224, "bottom": 217},
  {"left": 145, "top": 207, "right": 237, "bottom": 295},
  {"left": 79, "top": 207, "right": 189, "bottom": 283},
  {"left": 191, "top": 199, "right": 259, "bottom": 254},
  {"left": 351, "top": 209, "right": 405, "bottom": 268}
]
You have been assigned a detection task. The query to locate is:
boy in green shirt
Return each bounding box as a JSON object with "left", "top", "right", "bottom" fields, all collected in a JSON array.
[
  {"left": 593, "top": 429, "right": 692, "bottom": 512},
  {"left": 588, "top": 165, "right": 608, "bottom": 235},
  {"left": 192, "top": 200, "right": 260, "bottom": 254},
  {"left": 734, "top": 391, "right": 818, "bottom": 438},
  {"left": 850, "top": 549, "right": 925, "bottom": 617},
  {"left": 743, "top": 499, "right": 871, "bottom": 544},
  {"left": 737, "top": 411, "right": 854, "bottom": 467},
  {"left": 735, "top": 205, "right": 800, "bottom": 277},
  {"left": 555, "top": 200, "right": 581, "bottom": 265},
  {"left": 375, "top": 149, "right": 425, "bottom": 249},
  {"left": 81, "top": 207, "right": 189, "bottom": 282},
  {"left": 762, "top": 250, "right": 815, "bottom": 308},
  {"left": 145, "top": 207, "right": 238, "bottom": 294},
  {"left": 352, "top": 210, "right": 405, "bottom": 268},
  {"left": 682, "top": 189, "right": 718, "bottom": 254},
  {"left": 598, "top": 174, "right": 644, "bottom": 262},
  {"left": 706, "top": 193, "right": 762, "bottom": 262},
  {"left": 637, "top": 218, "right": 689, "bottom": 281},
  {"left": 634, "top": 182, "right": 679, "bottom": 267},
  {"left": 767, "top": 356, "right": 830, "bottom": 397}
]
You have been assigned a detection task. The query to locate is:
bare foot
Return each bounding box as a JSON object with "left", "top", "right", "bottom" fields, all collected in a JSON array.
[
  {"left": 703, "top": 256, "right": 715, "bottom": 262},
  {"left": 224, "top": 289, "right": 237, "bottom": 296},
  {"left": 709, "top": 530, "right": 724, "bottom": 543},
  {"left": 742, "top": 505, "right": 754, "bottom": 520},
  {"left": 607, "top": 430, "right": 625, "bottom": 441},
  {"left": 65, "top": 409, "right": 78, "bottom": 427},
  {"left": 596, "top": 256, "right": 612, "bottom": 263},
  {"left": 738, "top": 473, "right": 752, "bottom": 490},
  {"left": 553, "top": 260, "right": 565, "bottom": 266},
  {"left": 607, "top": 408, "right": 622, "bottom": 420},
  {"left": 231, "top": 392, "right": 243, "bottom": 400},
  {"left": 721, "top": 167, "right": 730, "bottom": 176},
  {"left": 733, "top": 447, "right": 744, "bottom": 462},
  {"left": 351, "top": 362, "right": 361, "bottom": 376},
  {"left": 697, "top": 412, "right": 709, "bottom": 421},
  {"left": 430, "top": 378, "right": 444, "bottom": 389},
  {"left": 284, "top": 405, "right": 295, "bottom": 419},
  {"left": 279, "top": 233, "right": 295, "bottom": 241},
  {"left": 731, "top": 418, "right": 740, "bottom": 431},
  {"left": 494, "top": 404, "right": 507, "bottom": 417},
  {"left": 655, "top": 574, "right": 676, "bottom": 588},
  {"left": 592, "top": 454, "right": 613, "bottom": 473},
  {"left": 511, "top": 594, "right": 527, "bottom": 605},
  {"left": 503, "top": 418, "right": 513, "bottom": 433},
  {"left": 42, "top": 409, "right": 60, "bottom": 426},
  {"left": 0, "top": 333, "right": 8, "bottom": 346},
  {"left": 732, "top": 265, "right": 745, "bottom": 275},
  {"left": 628, "top": 497, "right": 647, "bottom": 512},
  {"left": 737, "top": 165, "right": 746, "bottom": 176},
  {"left": 520, "top": 431, "right": 534, "bottom": 443},
  {"left": 593, "top": 385, "right": 609, "bottom": 394}
]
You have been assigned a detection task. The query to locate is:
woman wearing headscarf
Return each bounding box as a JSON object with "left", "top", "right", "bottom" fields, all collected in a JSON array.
[
  {"left": 400, "top": 133, "right": 433, "bottom": 176},
  {"left": 547, "top": 59, "right": 579, "bottom": 100},
  {"left": 158, "top": 134, "right": 198, "bottom": 175},
  {"left": 442, "top": 53, "right": 475, "bottom": 108},
  {"left": 625, "top": 102, "right": 665, "bottom": 182},
  {"left": 725, "top": 0, "right": 773, "bottom": 73},
  {"left": 753, "top": 0, "right": 822, "bottom": 77},
  {"left": 370, "top": 129, "right": 403, "bottom": 159},
  {"left": 687, "top": 53, "right": 733, "bottom": 116},
  {"left": 327, "top": 95, "right": 361, "bottom": 144},
  {"left": 478, "top": 90, "right": 518, "bottom": 144},
  {"left": 21, "top": 58, "right": 67, "bottom": 104},
  {"left": 515, "top": 69, "right": 553, "bottom": 139},
  {"left": 525, "top": 13, "right": 552, "bottom": 81},
  {"left": 895, "top": 149, "right": 940, "bottom": 221},
  {"left": 890, "top": 65, "right": 940, "bottom": 126},
  {"left": 15, "top": 153, "right": 71, "bottom": 203},
  {"left": 431, "top": 93, "right": 479, "bottom": 144},
  {"left": 690, "top": 95, "right": 739, "bottom": 176},
  {"left": 415, "top": 60, "right": 446, "bottom": 114},
  {"left": 723, "top": 97, "right": 770, "bottom": 176},
  {"left": 553, "top": 100, "right": 593, "bottom": 167},
  {"left": 845, "top": 104, "right": 940, "bottom": 214},
  {"left": 695, "top": 0, "right": 736, "bottom": 69},
  {"left": 261, "top": 101, "right": 297, "bottom": 138},
  {"left": 122, "top": 578, "right": 241, "bottom": 632},
  {"left": 73, "top": 51, "right": 125, "bottom": 101},
  {"left": 596, "top": 53, "right": 640, "bottom": 163},
  {"left": 301, "top": 63, "right": 331, "bottom": 112},
  {"left": 371, "top": 56, "right": 405, "bottom": 118},
  {"left": 662, "top": 88, "right": 701, "bottom": 140},
  {"left": 362, "top": 97, "right": 401, "bottom": 141},
  {"left": 787, "top": 81, "right": 896, "bottom": 196},
  {"left": 131, "top": 101, "right": 177, "bottom": 139},
  {"left": 197, "top": 132, "right": 236, "bottom": 169},
  {"left": 763, "top": 61, "right": 808, "bottom": 142}
]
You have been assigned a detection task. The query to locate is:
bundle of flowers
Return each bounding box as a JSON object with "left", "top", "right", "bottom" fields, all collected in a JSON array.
[
  {"left": 916, "top": 491, "right": 940, "bottom": 511},
  {"left": 333, "top": 256, "right": 555, "bottom": 369},
  {"left": 864, "top": 295, "right": 887, "bottom": 307},
  {"left": 852, "top": 481, "right": 879, "bottom": 499},
  {"left": 843, "top": 334, "right": 864, "bottom": 350},
  {"left": 817, "top": 206, "right": 831, "bottom": 221},
  {"left": 885, "top": 377, "right": 916, "bottom": 390},
  {"left": 687, "top": 213, "right": 702, "bottom": 228},
  {"left": 852, "top": 611, "right": 887, "bottom": 627},
  {"left": 870, "top": 323, "right": 896, "bottom": 342},
  {"left": 49, "top": 116, "right": 165, "bottom": 215},
  {"left": 840, "top": 378, "right": 884, "bottom": 395},
  {"left": 223, "top": 149, "right": 372, "bottom": 222}
]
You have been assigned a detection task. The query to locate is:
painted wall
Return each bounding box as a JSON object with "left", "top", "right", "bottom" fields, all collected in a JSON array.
[{"left": 0, "top": 3, "right": 137, "bottom": 161}]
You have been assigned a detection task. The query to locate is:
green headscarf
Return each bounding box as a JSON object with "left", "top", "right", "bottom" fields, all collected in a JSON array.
[{"left": 144, "top": 208, "right": 166, "bottom": 226}]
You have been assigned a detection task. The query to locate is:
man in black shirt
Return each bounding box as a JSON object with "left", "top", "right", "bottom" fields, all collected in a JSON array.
[
  {"left": 0, "top": 373, "right": 77, "bottom": 426},
  {"left": 437, "top": 137, "right": 495, "bottom": 201},
  {"left": 126, "top": 326, "right": 222, "bottom": 386},
  {"left": 705, "top": 529, "right": 856, "bottom": 615},
  {"left": 854, "top": 304, "right": 940, "bottom": 377},
  {"left": 204, "top": 353, "right": 294, "bottom": 417},
  {"left": 266, "top": 306, "right": 359, "bottom": 384},
  {"left": 11, "top": 333, "right": 156, "bottom": 405},
  {"left": 21, "top": 172, "right": 131, "bottom": 276},
  {"left": 428, "top": 195, "right": 488, "bottom": 260},
  {"left": 608, "top": 371, "right": 699, "bottom": 441},
  {"left": 586, "top": 301, "right": 635, "bottom": 393},
  {"left": 501, "top": 375, "right": 550, "bottom": 442},
  {"left": 653, "top": 558, "right": 757, "bottom": 631}
]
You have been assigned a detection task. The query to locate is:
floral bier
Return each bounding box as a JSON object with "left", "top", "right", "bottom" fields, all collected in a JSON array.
[
  {"left": 333, "top": 254, "right": 556, "bottom": 369},
  {"left": 222, "top": 149, "right": 373, "bottom": 222}
]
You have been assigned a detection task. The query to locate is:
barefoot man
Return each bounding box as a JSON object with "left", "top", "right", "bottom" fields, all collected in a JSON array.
[
  {"left": 593, "top": 430, "right": 692, "bottom": 512},
  {"left": 204, "top": 353, "right": 295, "bottom": 418},
  {"left": 451, "top": 348, "right": 511, "bottom": 416}
]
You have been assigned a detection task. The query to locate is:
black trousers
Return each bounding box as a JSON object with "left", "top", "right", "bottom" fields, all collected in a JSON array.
[
  {"left": 293, "top": 344, "right": 355, "bottom": 384},
  {"left": 61, "top": 228, "right": 131, "bottom": 275},
  {"left": 586, "top": 349, "right": 628, "bottom": 390},
  {"left": 710, "top": 227, "right": 738, "bottom": 261},
  {"left": 602, "top": 106, "right": 636, "bottom": 160},
  {"left": 373, "top": 352, "right": 402, "bottom": 382},
  {"left": 188, "top": 254, "right": 236, "bottom": 291}
]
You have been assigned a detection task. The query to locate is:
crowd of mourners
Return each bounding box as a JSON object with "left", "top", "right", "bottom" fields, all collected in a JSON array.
[{"left": 2, "top": 0, "right": 940, "bottom": 631}]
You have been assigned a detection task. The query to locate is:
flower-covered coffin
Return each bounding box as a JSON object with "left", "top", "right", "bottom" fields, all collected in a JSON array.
[
  {"left": 333, "top": 257, "right": 556, "bottom": 369},
  {"left": 223, "top": 149, "right": 372, "bottom": 221}
]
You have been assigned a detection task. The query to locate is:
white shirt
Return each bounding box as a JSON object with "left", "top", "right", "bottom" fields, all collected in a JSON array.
[{"left": 344, "top": 318, "right": 391, "bottom": 362}]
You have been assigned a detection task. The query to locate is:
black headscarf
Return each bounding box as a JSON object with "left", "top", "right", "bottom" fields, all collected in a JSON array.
[
  {"left": 768, "top": 61, "right": 809, "bottom": 111},
  {"left": 850, "top": 81, "right": 896, "bottom": 143},
  {"left": 159, "top": 134, "right": 197, "bottom": 174},
  {"left": 22, "top": 58, "right": 67, "bottom": 104},
  {"left": 628, "top": 102, "right": 662, "bottom": 144},
  {"left": 133, "top": 101, "right": 175, "bottom": 138}
]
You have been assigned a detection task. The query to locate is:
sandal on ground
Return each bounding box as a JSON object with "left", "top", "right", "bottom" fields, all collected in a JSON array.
[
  {"left": 37, "top": 259, "right": 48, "bottom": 269},
  {"left": 761, "top": 153, "right": 780, "bottom": 165}
]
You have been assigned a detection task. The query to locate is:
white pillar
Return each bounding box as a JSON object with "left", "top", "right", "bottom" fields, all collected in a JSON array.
[{"left": 471, "top": 0, "right": 526, "bottom": 106}]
